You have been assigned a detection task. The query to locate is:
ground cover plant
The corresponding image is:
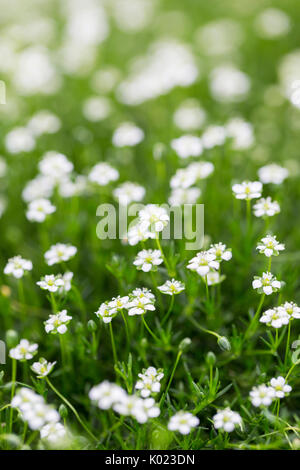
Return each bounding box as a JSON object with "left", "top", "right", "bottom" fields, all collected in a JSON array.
[{"left": 0, "top": 0, "right": 300, "bottom": 451}]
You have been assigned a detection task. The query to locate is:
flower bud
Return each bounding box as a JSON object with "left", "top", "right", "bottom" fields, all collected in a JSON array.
[
  {"left": 217, "top": 336, "right": 231, "bottom": 352},
  {"left": 206, "top": 351, "right": 216, "bottom": 366},
  {"left": 5, "top": 329, "right": 18, "bottom": 348},
  {"left": 87, "top": 320, "right": 97, "bottom": 332},
  {"left": 59, "top": 404, "right": 68, "bottom": 419},
  {"left": 179, "top": 337, "right": 191, "bottom": 352}
]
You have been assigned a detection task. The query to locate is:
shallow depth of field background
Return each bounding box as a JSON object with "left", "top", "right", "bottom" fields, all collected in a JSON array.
[{"left": 0, "top": 0, "right": 300, "bottom": 450}]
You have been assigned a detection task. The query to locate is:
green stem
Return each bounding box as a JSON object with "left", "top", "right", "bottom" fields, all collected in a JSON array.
[
  {"left": 142, "top": 315, "right": 160, "bottom": 343},
  {"left": 46, "top": 377, "right": 98, "bottom": 443},
  {"left": 120, "top": 309, "right": 130, "bottom": 346},
  {"left": 161, "top": 295, "right": 174, "bottom": 326},
  {"left": 160, "top": 350, "right": 182, "bottom": 408},
  {"left": 109, "top": 322, "right": 118, "bottom": 365},
  {"left": 285, "top": 322, "right": 291, "bottom": 365},
  {"left": 155, "top": 235, "right": 174, "bottom": 276},
  {"left": 244, "top": 293, "right": 265, "bottom": 340},
  {"left": 9, "top": 359, "right": 17, "bottom": 433}
]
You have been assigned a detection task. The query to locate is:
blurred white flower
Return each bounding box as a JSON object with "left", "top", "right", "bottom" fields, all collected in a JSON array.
[
  {"left": 253, "top": 197, "right": 280, "bottom": 217},
  {"left": 255, "top": 8, "right": 291, "bottom": 39},
  {"left": 89, "top": 381, "right": 127, "bottom": 410},
  {"left": 113, "top": 182, "right": 145, "bottom": 205},
  {"left": 202, "top": 125, "right": 227, "bottom": 149},
  {"left": 82, "top": 96, "right": 111, "bottom": 122},
  {"left": 278, "top": 301, "right": 300, "bottom": 319},
  {"left": 226, "top": 118, "right": 254, "bottom": 150},
  {"left": 168, "top": 411, "right": 199, "bottom": 435},
  {"left": 139, "top": 204, "right": 169, "bottom": 233},
  {"left": 27, "top": 110, "right": 61, "bottom": 136},
  {"left": 4, "top": 255, "right": 32, "bottom": 279},
  {"left": 168, "top": 187, "right": 201, "bottom": 206},
  {"left": 22, "top": 175, "right": 54, "bottom": 203},
  {"left": 232, "top": 181, "right": 262, "bottom": 200},
  {"left": 44, "top": 243, "right": 77, "bottom": 265},
  {"left": 39, "top": 151, "right": 74, "bottom": 181},
  {"left": 26, "top": 198, "right": 56, "bottom": 223},
  {"left": 171, "top": 135, "right": 203, "bottom": 159},
  {"left": 112, "top": 122, "right": 144, "bottom": 147},
  {"left": 9, "top": 339, "right": 38, "bottom": 361},
  {"left": 258, "top": 163, "right": 289, "bottom": 184},
  {"left": 210, "top": 65, "right": 250, "bottom": 102},
  {"left": 250, "top": 384, "right": 275, "bottom": 407},
  {"left": 173, "top": 100, "right": 206, "bottom": 131},
  {"left": 5, "top": 127, "right": 35, "bottom": 154},
  {"left": 37, "top": 275, "right": 64, "bottom": 293},
  {"left": 88, "top": 162, "right": 119, "bottom": 186},
  {"left": 40, "top": 422, "right": 66, "bottom": 443},
  {"left": 270, "top": 376, "right": 292, "bottom": 398},
  {"left": 196, "top": 19, "right": 243, "bottom": 56}
]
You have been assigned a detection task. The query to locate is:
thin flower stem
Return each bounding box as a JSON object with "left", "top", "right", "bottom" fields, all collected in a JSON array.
[
  {"left": 160, "top": 350, "right": 182, "bottom": 408},
  {"left": 18, "top": 280, "right": 26, "bottom": 323},
  {"left": 120, "top": 309, "right": 130, "bottom": 345},
  {"left": 188, "top": 316, "right": 220, "bottom": 339},
  {"left": 285, "top": 322, "right": 291, "bottom": 365},
  {"left": 246, "top": 199, "right": 252, "bottom": 235},
  {"left": 50, "top": 292, "right": 57, "bottom": 313},
  {"left": 8, "top": 359, "right": 17, "bottom": 433},
  {"left": 204, "top": 276, "right": 210, "bottom": 302},
  {"left": 285, "top": 360, "right": 300, "bottom": 381},
  {"left": 244, "top": 293, "right": 265, "bottom": 340},
  {"left": 109, "top": 322, "right": 118, "bottom": 365},
  {"left": 46, "top": 377, "right": 98, "bottom": 443},
  {"left": 142, "top": 315, "right": 160, "bottom": 343},
  {"left": 155, "top": 235, "right": 174, "bottom": 276},
  {"left": 161, "top": 294, "right": 174, "bottom": 326}
]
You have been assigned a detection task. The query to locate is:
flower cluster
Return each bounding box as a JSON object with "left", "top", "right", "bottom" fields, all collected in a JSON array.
[
  {"left": 135, "top": 367, "right": 164, "bottom": 397},
  {"left": 260, "top": 301, "right": 300, "bottom": 328},
  {"left": 127, "top": 204, "right": 169, "bottom": 245},
  {"left": 4, "top": 255, "right": 33, "bottom": 279},
  {"left": 250, "top": 377, "right": 292, "bottom": 407}
]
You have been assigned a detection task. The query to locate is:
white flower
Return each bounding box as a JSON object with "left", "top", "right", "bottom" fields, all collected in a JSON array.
[
  {"left": 11, "top": 388, "right": 44, "bottom": 412},
  {"left": 260, "top": 307, "right": 290, "bottom": 328},
  {"left": 168, "top": 411, "right": 199, "bottom": 435},
  {"left": 258, "top": 163, "right": 289, "bottom": 185},
  {"left": 89, "top": 381, "right": 127, "bottom": 409},
  {"left": 4, "top": 255, "right": 33, "bottom": 279},
  {"left": 252, "top": 272, "right": 281, "bottom": 295},
  {"left": 256, "top": 235, "right": 285, "bottom": 257},
  {"left": 232, "top": 181, "right": 262, "bottom": 200},
  {"left": 113, "top": 394, "right": 141, "bottom": 417},
  {"left": 210, "top": 65, "right": 250, "bottom": 103},
  {"left": 37, "top": 275, "right": 65, "bottom": 292},
  {"left": 135, "top": 367, "right": 164, "bottom": 397},
  {"left": 40, "top": 422, "right": 66, "bottom": 442},
  {"left": 139, "top": 204, "right": 169, "bottom": 233},
  {"left": 171, "top": 135, "right": 203, "bottom": 159},
  {"left": 226, "top": 118, "right": 254, "bottom": 150},
  {"left": 22, "top": 175, "right": 54, "bottom": 202},
  {"left": 5, "top": 127, "right": 35, "bottom": 154},
  {"left": 58, "top": 175, "right": 87, "bottom": 198},
  {"left": 127, "top": 222, "right": 155, "bottom": 246},
  {"left": 39, "top": 151, "right": 73, "bottom": 181},
  {"left": 82, "top": 96, "right": 111, "bottom": 122},
  {"left": 278, "top": 301, "right": 300, "bottom": 319},
  {"left": 131, "top": 287, "right": 155, "bottom": 301},
  {"left": 113, "top": 182, "right": 145, "bottom": 205},
  {"left": 9, "top": 339, "right": 38, "bottom": 361},
  {"left": 270, "top": 376, "right": 292, "bottom": 398},
  {"left": 255, "top": 8, "right": 291, "bottom": 39},
  {"left": 187, "top": 161, "right": 214, "bottom": 180},
  {"left": 95, "top": 302, "right": 117, "bottom": 324},
  {"left": 170, "top": 168, "right": 197, "bottom": 189},
  {"left": 209, "top": 243, "right": 232, "bottom": 262},
  {"left": 202, "top": 125, "right": 227, "bottom": 149},
  {"left": 88, "top": 162, "right": 119, "bottom": 186},
  {"left": 108, "top": 296, "right": 130, "bottom": 311},
  {"left": 58, "top": 271, "right": 73, "bottom": 294},
  {"left": 45, "top": 310, "right": 72, "bottom": 335},
  {"left": 213, "top": 408, "right": 242, "bottom": 432},
  {"left": 27, "top": 110, "right": 61, "bottom": 136},
  {"left": 187, "top": 251, "right": 219, "bottom": 277},
  {"left": 112, "top": 122, "right": 144, "bottom": 147},
  {"left": 133, "top": 249, "right": 163, "bottom": 272},
  {"left": 126, "top": 293, "right": 156, "bottom": 316},
  {"left": 132, "top": 397, "right": 160, "bottom": 423},
  {"left": 31, "top": 358, "right": 56, "bottom": 378},
  {"left": 253, "top": 197, "right": 280, "bottom": 217},
  {"left": 22, "top": 403, "right": 60, "bottom": 431},
  {"left": 249, "top": 384, "right": 275, "bottom": 407},
  {"left": 44, "top": 243, "right": 77, "bottom": 265},
  {"left": 173, "top": 100, "right": 206, "bottom": 131},
  {"left": 158, "top": 279, "right": 185, "bottom": 295},
  {"left": 168, "top": 187, "right": 201, "bottom": 206},
  {"left": 207, "top": 271, "right": 223, "bottom": 286},
  {"left": 26, "top": 198, "right": 56, "bottom": 223}
]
